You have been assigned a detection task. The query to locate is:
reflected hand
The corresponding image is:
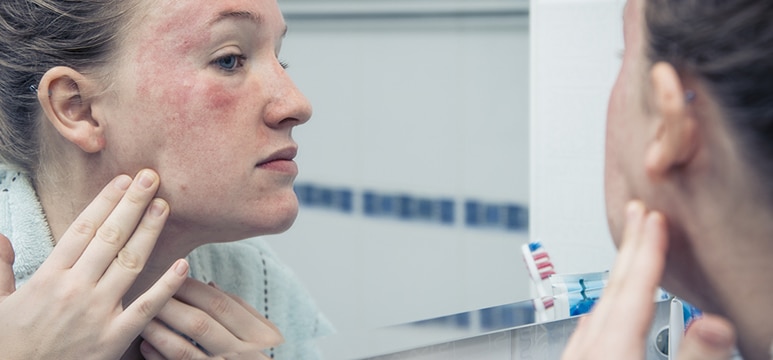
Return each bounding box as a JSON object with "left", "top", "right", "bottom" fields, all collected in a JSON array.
[
  {"left": 677, "top": 315, "right": 735, "bottom": 360},
  {"left": 0, "top": 170, "right": 189, "bottom": 360},
  {"left": 140, "top": 279, "right": 283, "bottom": 360},
  {"left": 560, "top": 201, "right": 736, "bottom": 359}
]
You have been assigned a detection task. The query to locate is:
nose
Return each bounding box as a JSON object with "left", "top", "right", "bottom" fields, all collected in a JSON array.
[{"left": 264, "top": 63, "right": 312, "bottom": 129}]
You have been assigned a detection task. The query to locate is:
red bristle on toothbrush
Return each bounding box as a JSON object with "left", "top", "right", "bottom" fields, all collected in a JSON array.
[
  {"left": 540, "top": 270, "right": 556, "bottom": 279},
  {"left": 533, "top": 252, "right": 549, "bottom": 261},
  {"left": 536, "top": 261, "right": 553, "bottom": 270},
  {"left": 543, "top": 297, "right": 554, "bottom": 309}
]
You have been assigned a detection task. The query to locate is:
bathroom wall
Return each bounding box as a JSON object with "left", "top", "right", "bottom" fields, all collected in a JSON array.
[{"left": 266, "top": 0, "right": 532, "bottom": 333}]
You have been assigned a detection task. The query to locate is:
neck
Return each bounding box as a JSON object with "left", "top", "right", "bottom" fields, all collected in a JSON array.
[
  {"left": 664, "top": 178, "right": 773, "bottom": 360},
  {"left": 696, "top": 208, "right": 773, "bottom": 360}
]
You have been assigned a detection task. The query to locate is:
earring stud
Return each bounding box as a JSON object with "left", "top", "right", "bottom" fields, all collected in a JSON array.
[{"left": 685, "top": 90, "right": 696, "bottom": 103}]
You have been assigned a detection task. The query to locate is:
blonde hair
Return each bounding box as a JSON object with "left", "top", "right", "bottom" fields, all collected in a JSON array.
[{"left": 0, "top": 0, "right": 139, "bottom": 178}]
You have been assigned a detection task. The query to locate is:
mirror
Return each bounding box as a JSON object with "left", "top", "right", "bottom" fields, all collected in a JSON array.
[{"left": 264, "top": 0, "right": 624, "bottom": 357}]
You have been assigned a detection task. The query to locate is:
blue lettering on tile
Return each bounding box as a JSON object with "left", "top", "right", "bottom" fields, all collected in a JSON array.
[{"left": 295, "top": 183, "right": 527, "bottom": 232}]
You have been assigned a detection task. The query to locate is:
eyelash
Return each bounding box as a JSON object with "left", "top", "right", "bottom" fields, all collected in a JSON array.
[{"left": 279, "top": 59, "right": 289, "bottom": 69}]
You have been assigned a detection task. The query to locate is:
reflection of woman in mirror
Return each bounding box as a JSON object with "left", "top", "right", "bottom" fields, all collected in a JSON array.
[
  {"left": 0, "top": 0, "right": 331, "bottom": 358},
  {"left": 564, "top": 0, "right": 773, "bottom": 359}
]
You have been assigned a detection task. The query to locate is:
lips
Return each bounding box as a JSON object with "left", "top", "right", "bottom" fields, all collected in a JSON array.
[{"left": 256, "top": 146, "right": 298, "bottom": 173}]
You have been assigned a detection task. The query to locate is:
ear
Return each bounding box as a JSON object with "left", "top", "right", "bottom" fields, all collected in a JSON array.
[
  {"left": 645, "top": 62, "right": 699, "bottom": 180},
  {"left": 37, "top": 66, "right": 105, "bottom": 153}
]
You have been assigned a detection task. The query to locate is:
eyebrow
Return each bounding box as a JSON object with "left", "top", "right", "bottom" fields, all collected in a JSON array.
[
  {"left": 208, "top": 10, "right": 288, "bottom": 37},
  {"left": 210, "top": 10, "right": 263, "bottom": 25}
]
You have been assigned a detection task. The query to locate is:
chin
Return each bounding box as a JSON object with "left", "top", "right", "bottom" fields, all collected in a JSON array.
[
  {"left": 251, "top": 198, "right": 299, "bottom": 236},
  {"left": 269, "top": 209, "right": 299, "bottom": 234},
  {"left": 603, "top": 194, "right": 625, "bottom": 250},
  {"left": 607, "top": 215, "right": 624, "bottom": 250}
]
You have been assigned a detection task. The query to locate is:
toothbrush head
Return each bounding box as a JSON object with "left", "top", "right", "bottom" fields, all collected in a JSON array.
[
  {"left": 524, "top": 242, "right": 555, "bottom": 279},
  {"left": 528, "top": 242, "right": 543, "bottom": 252}
]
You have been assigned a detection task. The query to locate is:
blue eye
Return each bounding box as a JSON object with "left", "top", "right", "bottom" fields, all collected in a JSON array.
[{"left": 214, "top": 54, "right": 244, "bottom": 71}]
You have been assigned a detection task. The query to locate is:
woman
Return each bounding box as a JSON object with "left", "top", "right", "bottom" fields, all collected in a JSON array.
[
  {"left": 564, "top": 0, "right": 773, "bottom": 359},
  {"left": 0, "top": 0, "right": 331, "bottom": 359}
]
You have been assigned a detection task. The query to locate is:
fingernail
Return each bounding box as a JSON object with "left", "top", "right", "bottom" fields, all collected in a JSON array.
[
  {"left": 626, "top": 201, "right": 643, "bottom": 220},
  {"left": 140, "top": 340, "right": 152, "bottom": 354},
  {"left": 149, "top": 199, "right": 167, "bottom": 217},
  {"left": 114, "top": 175, "right": 132, "bottom": 191},
  {"left": 645, "top": 212, "right": 664, "bottom": 230},
  {"left": 697, "top": 322, "right": 734, "bottom": 350},
  {"left": 138, "top": 170, "right": 156, "bottom": 189},
  {"left": 174, "top": 259, "right": 189, "bottom": 276}
]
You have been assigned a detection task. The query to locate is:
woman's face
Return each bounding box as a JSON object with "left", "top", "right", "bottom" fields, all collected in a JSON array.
[
  {"left": 96, "top": 0, "right": 311, "bottom": 241},
  {"left": 604, "top": 0, "right": 651, "bottom": 247}
]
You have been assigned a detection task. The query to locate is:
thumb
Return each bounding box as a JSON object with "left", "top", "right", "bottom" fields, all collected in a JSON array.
[
  {"left": 0, "top": 233, "right": 16, "bottom": 298},
  {"left": 676, "top": 314, "right": 735, "bottom": 360}
]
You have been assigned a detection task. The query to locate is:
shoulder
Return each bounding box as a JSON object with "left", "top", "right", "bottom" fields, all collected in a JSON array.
[{"left": 0, "top": 165, "right": 54, "bottom": 285}]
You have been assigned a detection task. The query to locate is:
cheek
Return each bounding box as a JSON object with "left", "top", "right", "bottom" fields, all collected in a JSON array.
[
  {"left": 163, "top": 81, "right": 243, "bottom": 148},
  {"left": 125, "top": 70, "right": 248, "bottom": 178},
  {"left": 202, "top": 82, "right": 240, "bottom": 114},
  {"left": 133, "top": 53, "right": 241, "bottom": 131}
]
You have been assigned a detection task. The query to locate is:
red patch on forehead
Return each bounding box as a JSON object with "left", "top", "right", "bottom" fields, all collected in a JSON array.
[{"left": 133, "top": 4, "right": 211, "bottom": 99}]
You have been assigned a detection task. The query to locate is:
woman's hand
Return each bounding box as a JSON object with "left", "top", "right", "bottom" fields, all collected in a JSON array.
[
  {"left": 140, "top": 279, "right": 283, "bottom": 360},
  {"left": 561, "top": 201, "right": 735, "bottom": 360},
  {"left": 0, "top": 170, "right": 189, "bottom": 360}
]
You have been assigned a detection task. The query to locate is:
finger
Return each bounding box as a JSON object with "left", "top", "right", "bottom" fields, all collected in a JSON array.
[
  {"left": 210, "top": 281, "right": 283, "bottom": 341},
  {"left": 606, "top": 201, "right": 646, "bottom": 288},
  {"left": 565, "top": 210, "right": 669, "bottom": 359},
  {"left": 155, "top": 296, "right": 247, "bottom": 355},
  {"left": 613, "top": 212, "right": 668, "bottom": 306},
  {"left": 98, "top": 198, "right": 169, "bottom": 295},
  {"left": 595, "top": 212, "right": 668, "bottom": 338},
  {"left": 157, "top": 289, "right": 281, "bottom": 355},
  {"left": 43, "top": 174, "right": 132, "bottom": 270},
  {"left": 579, "top": 202, "right": 647, "bottom": 328},
  {"left": 0, "top": 233, "right": 16, "bottom": 298},
  {"left": 116, "top": 259, "right": 189, "bottom": 335},
  {"left": 73, "top": 169, "right": 160, "bottom": 282},
  {"left": 172, "top": 279, "right": 283, "bottom": 349},
  {"left": 139, "top": 340, "right": 166, "bottom": 360},
  {"left": 141, "top": 319, "right": 210, "bottom": 360},
  {"left": 677, "top": 315, "right": 735, "bottom": 360},
  {"left": 226, "top": 292, "right": 283, "bottom": 341},
  {"left": 562, "top": 314, "right": 592, "bottom": 358}
]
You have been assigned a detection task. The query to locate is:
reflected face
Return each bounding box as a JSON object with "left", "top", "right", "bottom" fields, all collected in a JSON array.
[
  {"left": 604, "top": 0, "right": 649, "bottom": 247},
  {"left": 98, "top": 0, "right": 311, "bottom": 241}
]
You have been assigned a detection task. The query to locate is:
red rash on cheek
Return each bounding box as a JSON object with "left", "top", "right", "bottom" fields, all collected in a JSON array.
[{"left": 205, "top": 81, "right": 240, "bottom": 114}]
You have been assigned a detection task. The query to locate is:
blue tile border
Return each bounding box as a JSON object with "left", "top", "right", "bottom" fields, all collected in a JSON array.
[
  {"left": 294, "top": 184, "right": 353, "bottom": 213},
  {"left": 294, "top": 182, "right": 528, "bottom": 232}
]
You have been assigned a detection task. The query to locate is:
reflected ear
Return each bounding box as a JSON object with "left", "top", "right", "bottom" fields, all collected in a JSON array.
[
  {"left": 37, "top": 66, "right": 105, "bottom": 153},
  {"left": 645, "top": 62, "right": 698, "bottom": 180}
]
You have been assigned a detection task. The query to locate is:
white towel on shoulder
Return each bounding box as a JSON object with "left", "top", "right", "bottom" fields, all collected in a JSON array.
[{"left": 0, "top": 165, "right": 54, "bottom": 287}]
